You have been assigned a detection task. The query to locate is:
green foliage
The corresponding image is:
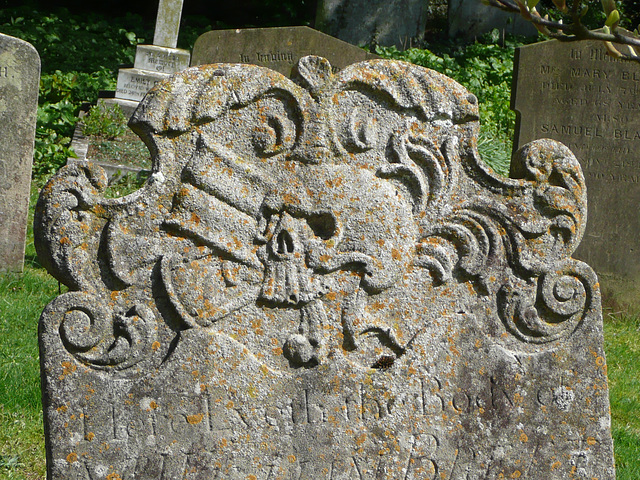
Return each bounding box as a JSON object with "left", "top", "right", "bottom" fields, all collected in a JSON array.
[
  {"left": 0, "top": 7, "right": 149, "bottom": 74},
  {"left": 82, "top": 101, "right": 128, "bottom": 139},
  {"left": 1, "top": 8, "right": 126, "bottom": 181}
]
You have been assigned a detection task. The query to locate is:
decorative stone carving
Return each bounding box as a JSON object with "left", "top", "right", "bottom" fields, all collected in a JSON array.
[{"left": 36, "top": 57, "right": 615, "bottom": 479}]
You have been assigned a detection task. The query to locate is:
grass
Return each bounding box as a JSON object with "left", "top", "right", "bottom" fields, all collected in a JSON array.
[
  {"left": 0, "top": 269, "right": 58, "bottom": 479},
  {"left": 604, "top": 311, "right": 640, "bottom": 479}
]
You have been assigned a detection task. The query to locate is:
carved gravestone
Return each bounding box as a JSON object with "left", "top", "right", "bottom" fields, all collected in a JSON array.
[
  {"left": 36, "top": 57, "right": 615, "bottom": 479},
  {"left": 190, "top": 27, "right": 378, "bottom": 78},
  {"left": 512, "top": 38, "right": 640, "bottom": 297},
  {"left": 0, "top": 34, "right": 39, "bottom": 272},
  {"left": 113, "top": 0, "right": 190, "bottom": 109}
]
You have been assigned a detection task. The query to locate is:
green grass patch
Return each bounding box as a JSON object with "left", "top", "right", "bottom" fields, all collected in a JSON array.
[
  {"left": 0, "top": 267, "right": 60, "bottom": 480},
  {"left": 604, "top": 311, "right": 640, "bottom": 477}
]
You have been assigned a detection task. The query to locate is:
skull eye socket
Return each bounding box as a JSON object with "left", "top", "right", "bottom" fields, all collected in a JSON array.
[{"left": 306, "top": 212, "right": 337, "bottom": 240}]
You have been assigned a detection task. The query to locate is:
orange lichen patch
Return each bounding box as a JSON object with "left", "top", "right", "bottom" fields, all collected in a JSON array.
[
  {"left": 519, "top": 431, "right": 528, "bottom": 443},
  {"left": 247, "top": 475, "right": 258, "bottom": 480},
  {"left": 511, "top": 471, "right": 522, "bottom": 478},
  {"left": 595, "top": 356, "right": 605, "bottom": 366},
  {"left": 59, "top": 236, "right": 71, "bottom": 245},
  {"left": 586, "top": 436, "right": 597, "bottom": 445},
  {"left": 187, "top": 413, "right": 204, "bottom": 425},
  {"left": 551, "top": 461, "right": 561, "bottom": 470},
  {"left": 57, "top": 405, "right": 68, "bottom": 413},
  {"left": 106, "top": 473, "right": 122, "bottom": 480},
  {"left": 151, "top": 341, "right": 161, "bottom": 352},
  {"left": 85, "top": 432, "right": 95, "bottom": 441},
  {"left": 66, "top": 452, "right": 78, "bottom": 463},
  {"left": 325, "top": 292, "right": 337, "bottom": 301},
  {"left": 61, "top": 361, "right": 77, "bottom": 376}
]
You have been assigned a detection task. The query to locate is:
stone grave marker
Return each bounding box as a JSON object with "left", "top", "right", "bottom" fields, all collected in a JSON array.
[
  {"left": 512, "top": 38, "right": 640, "bottom": 293},
  {"left": 112, "top": 0, "right": 190, "bottom": 111},
  {"left": 190, "top": 26, "right": 378, "bottom": 78},
  {"left": 0, "top": 34, "right": 39, "bottom": 273},
  {"left": 315, "top": 0, "right": 431, "bottom": 49},
  {"left": 36, "top": 56, "right": 614, "bottom": 479},
  {"left": 448, "top": 0, "right": 537, "bottom": 39}
]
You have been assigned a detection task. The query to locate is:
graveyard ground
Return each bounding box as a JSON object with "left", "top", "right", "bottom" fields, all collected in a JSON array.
[{"left": 1, "top": 5, "right": 639, "bottom": 479}]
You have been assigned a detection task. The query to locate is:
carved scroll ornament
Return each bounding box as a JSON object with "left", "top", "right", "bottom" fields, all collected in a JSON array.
[{"left": 35, "top": 56, "right": 597, "bottom": 372}]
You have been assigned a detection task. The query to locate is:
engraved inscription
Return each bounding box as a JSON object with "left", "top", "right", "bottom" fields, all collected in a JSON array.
[{"left": 238, "top": 50, "right": 295, "bottom": 64}]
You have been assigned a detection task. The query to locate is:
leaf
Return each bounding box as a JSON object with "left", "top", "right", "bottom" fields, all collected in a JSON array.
[
  {"left": 527, "top": 0, "right": 540, "bottom": 10},
  {"left": 605, "top": 9, "right": 620, "bottom": 28}
]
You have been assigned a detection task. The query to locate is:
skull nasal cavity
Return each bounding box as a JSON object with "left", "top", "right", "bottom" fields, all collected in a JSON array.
[{"left": 277, "top": 230, "right": 295, "bottom": 255}]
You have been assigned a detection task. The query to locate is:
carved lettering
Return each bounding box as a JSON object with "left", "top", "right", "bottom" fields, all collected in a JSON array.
[{"left": 540, "top": 124, "right": 603, "bottom": 137}]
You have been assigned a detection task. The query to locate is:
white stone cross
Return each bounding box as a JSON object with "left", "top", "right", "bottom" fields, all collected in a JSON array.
[{"left": 153, "top": 0, "right": 185, "bottom": 49}]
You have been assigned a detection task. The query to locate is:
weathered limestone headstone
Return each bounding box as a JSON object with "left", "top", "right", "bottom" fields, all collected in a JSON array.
[
  {"left": 512, "top": 38, "right": 640, "bottom": 298},
  {"left": 111, "top": 0, "right": 190, "bottom": 111},
  {"left": 36, "top": 57, "right": 615, "bottom": 479},
  {"left": 190, "top": 26, "right": 379, "bottom": 77},
  {"left": 315, "top": 0, "right": 430, "bottom": 49},
  {"left": 0, "top": 34, "right": 39, "bottom": 273},
  {"left": 448, "top": 0, "right": 537, "bottom": 39}
]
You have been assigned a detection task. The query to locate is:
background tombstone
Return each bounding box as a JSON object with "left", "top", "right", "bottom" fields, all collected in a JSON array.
[
  {"left": 36, "top": 56, "right": 614, "bottom": 479},
  {"left": 448, "top": 0, "right": 537, "bottom": 39},
  {"left": 190, "top": 26, "right": 379, "bottom": 77},
  {"left": 512, "top": 38, "right": 640, "bottom": 306},
  {"left": 0, "top": 33, "right": 39, "bottom": 273},
  {"left": 109, "top": 0, "right": 190, "bottom": 115},
  {"left": 314, "top": 0, "right": 433, "bottom": 49}
]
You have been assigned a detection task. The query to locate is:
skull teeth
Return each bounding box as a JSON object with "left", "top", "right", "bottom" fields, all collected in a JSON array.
[{"left": 260, "top": 260, "right": 319, "bottom": 305}]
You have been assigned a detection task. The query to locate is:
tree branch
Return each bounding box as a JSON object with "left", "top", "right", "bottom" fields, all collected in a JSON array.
[{"left": 484, "top": 0, "right": 640, "bottom": 61}]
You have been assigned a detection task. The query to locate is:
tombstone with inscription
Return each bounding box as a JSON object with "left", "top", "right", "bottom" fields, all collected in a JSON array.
[
  {"left": 111, "top": 0, "right": 190, "bottom": 113},
  {"left": 190, "top": 26, "right": 378, "bottom": 78},
  {"left": 36, "top": 56, "right": 614, "bottom": 479},
  {"left": 512, "top": 38, "right": 640, "bottom": 301},
  {"left": 0, "top": 33, "right": 39, "bottom": 273}
]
